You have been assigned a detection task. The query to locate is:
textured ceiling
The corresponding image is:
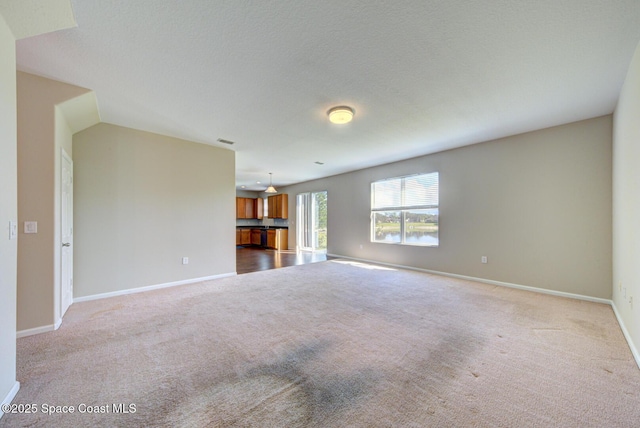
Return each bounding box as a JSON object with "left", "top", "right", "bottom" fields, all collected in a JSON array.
[
  {"left": 0, "top": 0, "right": 76, "bottom": 40},
  {"left": 15, "top": 0, "right": 640, "bottom": 190}
]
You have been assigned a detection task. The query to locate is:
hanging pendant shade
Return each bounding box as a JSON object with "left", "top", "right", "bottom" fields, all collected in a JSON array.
[{"left": 265, "top": 173, "right": 277, "bottom": 193}]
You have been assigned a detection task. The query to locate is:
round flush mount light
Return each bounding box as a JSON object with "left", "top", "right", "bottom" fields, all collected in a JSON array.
[{"left": 328, "top": 106, "right": 354, "bottom": 124}]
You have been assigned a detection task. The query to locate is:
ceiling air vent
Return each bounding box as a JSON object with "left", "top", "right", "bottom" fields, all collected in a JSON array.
[{"left": 216, "top": 138, "right": 235, "bottom": 145}]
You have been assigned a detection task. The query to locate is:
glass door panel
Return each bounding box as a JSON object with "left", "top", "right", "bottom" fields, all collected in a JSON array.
[{"left": 297, "top": 191, "right": 327, "bottom": 252}]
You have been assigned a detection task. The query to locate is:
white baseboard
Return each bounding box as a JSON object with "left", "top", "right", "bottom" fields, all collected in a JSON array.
[
  {"left": 611, "top": 301, "right": 640, "bottom": 369},
  {"left": 73, "top": 272, "right": 237, "bottom": 303},
  {"left": 328, "top": 254, "right": 610, "bottom": 304},
  {"left": 0, "top": 381, "right": 20, "bottom": 420},
  {"left": 17, "top": 324, "right": 56, "bottom": 339},
  {"left": 16, "top": 273, "right": 237, "bottom": 338}
]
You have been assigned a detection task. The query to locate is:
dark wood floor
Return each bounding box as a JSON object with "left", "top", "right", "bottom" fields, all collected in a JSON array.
[{"left": 236, "top": 247, "right": 329, "bottom": 274}]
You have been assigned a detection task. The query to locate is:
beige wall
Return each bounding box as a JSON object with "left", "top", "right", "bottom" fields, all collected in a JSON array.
[
  {"left": 16, "top": 72, "right": 93, "bottom": 332},
  {"left": 0, "top": 12, "right": 18, "bottom": 409},
  {"left": 73, "top": 123, "right": 236, "bottom": 298},
  {"left": 284, "top": 116, "right": 613, "bottom": 299},
  {"left": 613, "top": 40, "right": 640, "bottom": 361}
]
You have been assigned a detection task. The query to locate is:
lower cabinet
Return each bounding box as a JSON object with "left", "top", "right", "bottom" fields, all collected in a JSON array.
[
  {"left": 236, "top": 228, "right": 287, "bottom": 250},
  {"left": 266, "top": 229, "right": 288, "bottom": 250},
  {"left": 250, "top": 229, "right": 261, "bottom": 245},
  {"left": 266, "top": 230, "right": 276, "bottom": 249},
  {"left": 240, "top": 229, "right": 251, "bottom": 245}
]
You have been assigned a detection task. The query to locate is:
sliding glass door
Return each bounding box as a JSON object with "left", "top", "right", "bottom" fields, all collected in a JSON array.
[{"left": 296, "top": 191, "right": 327, "bottom": 252}]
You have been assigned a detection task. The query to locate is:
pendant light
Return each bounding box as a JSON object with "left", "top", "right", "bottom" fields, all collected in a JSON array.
[{"left": 265, "top": 173, "right": 277, "bottom": 193}]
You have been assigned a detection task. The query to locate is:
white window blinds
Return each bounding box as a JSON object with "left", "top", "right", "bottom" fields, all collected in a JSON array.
[{"left": 372, "top": 172, "right": 438, "bottom": 209}]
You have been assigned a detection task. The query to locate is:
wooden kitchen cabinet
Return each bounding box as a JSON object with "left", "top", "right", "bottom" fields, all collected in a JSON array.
[
  {"left": 266, "top": 229, "right": 276, "bottom": 248},
  {"left": 245, "top": 198, "right": 254, "bottom": 219},
  {"left": 266, "top": 196, "right": 273, "bottom": 218},
  {"left": 236, "top": 229, "right": 241, "bottom": 245},
  {"left": 255, "top": 197, "right": 263, "bottom": 219},
  {"left": 240, "top": 229, "right": 251, "bottom": 245},
  {"left": 250, "top": 229, "right": 261, "bottom": 245},
  {"left": 279, "top": 194, "right": 288, "bottom": 218},
  {"left": 236, "top": 197, "right": 264, "bottom": 219},
  {"left": 266, "top": 229, "right": 288, "bottom": 250},
  {"left": 267, "top": 194, "right": 288, "bottom": 219},
  {"left": 236, "top": 197, "right": 247, "bottom": 219}
]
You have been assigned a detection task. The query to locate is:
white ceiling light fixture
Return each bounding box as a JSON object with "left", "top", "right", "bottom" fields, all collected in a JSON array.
[
  {"left": 264, "top": 173, "right": 277, "bottom": 193},
  {"left": 328, "top": 106, "right": 355, "bottom": 124}
]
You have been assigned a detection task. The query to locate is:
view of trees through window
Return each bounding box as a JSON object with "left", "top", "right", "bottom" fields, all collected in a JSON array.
[{"left": 297, "top": 191, "right": 327, "bottom": 251}]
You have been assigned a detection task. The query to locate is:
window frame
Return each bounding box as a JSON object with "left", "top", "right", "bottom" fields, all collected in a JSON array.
[{"left": 370, "top": 172, "right": 439, "bottom": 247}]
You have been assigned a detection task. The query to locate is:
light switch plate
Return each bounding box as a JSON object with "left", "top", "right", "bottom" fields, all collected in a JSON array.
[
  {"left": 24, "top": 221, "right": 38, "bottom": 234},
  {"left": 9, "top": 221, "right": 17, "bottom": 240}
]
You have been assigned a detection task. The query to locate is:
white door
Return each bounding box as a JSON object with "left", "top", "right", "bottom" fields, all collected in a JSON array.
[{"left": 61, "top": 151, "right": 73, "bottom": 317}]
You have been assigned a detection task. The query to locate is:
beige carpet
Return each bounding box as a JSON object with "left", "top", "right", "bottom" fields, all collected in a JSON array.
[{"left": 3, "top": 259, "right": 640, "bottom": 427}]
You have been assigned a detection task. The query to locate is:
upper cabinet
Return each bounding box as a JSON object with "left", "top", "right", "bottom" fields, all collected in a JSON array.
[
  {"left": 255, "top": 198, "right": 263, "bottom": 219},
  {"left": 236, "top": 197, "right": 246, "bottom": 219},
  {"left": 245, "top": 198, "right": 254, "bottom": 218},
  {"left": 236, "top": 197, "right": 263, "bottom": 219},
  {"left": 236, "top": 194, "right": 286, "bottom": 219},
  {"left": 267, "top": 194, "right": 288, "bottom": 219}
]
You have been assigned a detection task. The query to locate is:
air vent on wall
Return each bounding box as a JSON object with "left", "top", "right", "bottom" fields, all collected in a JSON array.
[{"left": 216, "top": 138, "right": 235, "bottom": 145}]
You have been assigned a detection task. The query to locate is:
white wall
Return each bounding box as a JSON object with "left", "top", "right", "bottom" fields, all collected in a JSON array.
[
  {"left": 613, "top": 40, "right": 640, "bottom": 363},
  {"left": 0, "top": 12, "right": 19, "bottom": 412},
  {"left": 284, "top": 116, "right": 613, "bottom": 299},
  {"left": 73, "top": 123, "right": 236, "bottom": 298}
]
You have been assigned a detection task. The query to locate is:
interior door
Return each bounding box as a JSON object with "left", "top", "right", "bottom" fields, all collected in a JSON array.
[{"left": 61, "top": 151, "right": 73, "bottom": 318}]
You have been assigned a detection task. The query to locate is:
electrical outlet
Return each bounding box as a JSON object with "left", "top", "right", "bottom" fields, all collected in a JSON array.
[
  {"left": 182, "top": 257, "right": 189, "bottom": 265},
  {"left": 24, "top": 221, "right": 38, "bottom": 234},
  {"left": 359, "top": 244, "right": 363, "bottom": 250},
  {"left": 481, "top": 256, "right": 488, "bottom": 264}
]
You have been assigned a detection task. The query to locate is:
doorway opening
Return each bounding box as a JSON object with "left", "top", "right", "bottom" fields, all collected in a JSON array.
[{"left": 296, "top": 191, "right": 327, "bottom": 252}]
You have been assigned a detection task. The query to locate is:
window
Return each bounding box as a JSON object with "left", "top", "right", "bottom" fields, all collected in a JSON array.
[{"left": 371, "top": 172, "right": 439, "bottom": 246}]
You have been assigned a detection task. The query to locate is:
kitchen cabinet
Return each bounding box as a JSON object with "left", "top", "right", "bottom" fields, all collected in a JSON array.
[
  {"left": 245, "top": 198, "right": 254, "bottom": 219},
  {"left": 236, "top": 198, "right": 247, "bottom": 219},
  {"left": 237, "top": 227, "right": 288, "bottom": 249},
  {"left": 250, "top": 229, "right": 261, "bottom": 245},
  {"left": 266, "top": 229, "right": 288, "bottom": 250},
  {"left": 240, "top": 229, "right": 251, "bottom": 245},
  {"left": 266, "top": 229, "right": 275, "bottom": 249},
  {"left": 267, "top": 194, "right": 288, "bottom": 219},
  {"left": 255, "top": 197, "right": 263, "bottom": 219},
  {"left": 236, "top": 197, "right": 264, "bottom": 219}
]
